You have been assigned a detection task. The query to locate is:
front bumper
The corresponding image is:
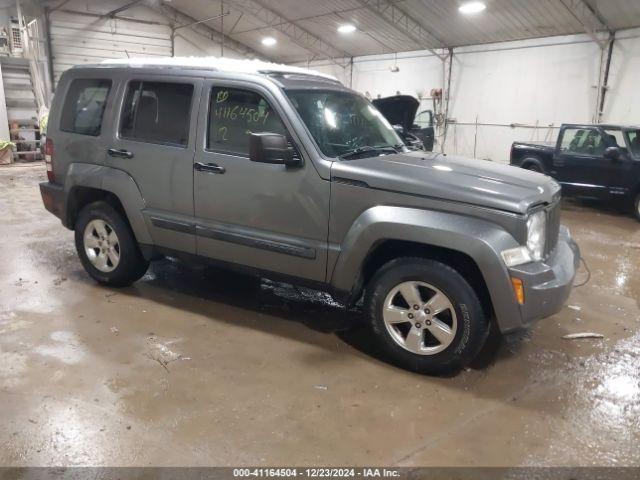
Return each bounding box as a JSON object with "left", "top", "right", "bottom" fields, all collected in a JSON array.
[
  {"left": 40, "top": 181, "right": 65, "bottom": 221},
  {"left": 506, "top": 225, "right": 580, "bottom": 332}
]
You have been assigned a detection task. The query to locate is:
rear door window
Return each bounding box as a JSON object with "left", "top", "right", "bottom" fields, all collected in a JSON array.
[
  {"left": 627, "top": 130, "right": 640, "bottom": 157},
  {"left": 60, "top": 78, "right": 112, "bottom": 136},
  {"left": 603, "top": 129, "right": 625, "bottom": 149},
  {"left": 120, "top": 81, "right": 194, "bottom": 147}
]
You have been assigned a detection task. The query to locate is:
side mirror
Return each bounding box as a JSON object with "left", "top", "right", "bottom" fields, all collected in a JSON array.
[
  {"left": 604, "top": 146, "right": 621, "bottom": 161},
  {"left": 249, "top": 133, "right": 301, "bottom": 167}
]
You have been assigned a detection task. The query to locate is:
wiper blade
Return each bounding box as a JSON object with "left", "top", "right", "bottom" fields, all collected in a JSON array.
[{"left": 339, "top": 145, "right": 400, "bottom": 160}]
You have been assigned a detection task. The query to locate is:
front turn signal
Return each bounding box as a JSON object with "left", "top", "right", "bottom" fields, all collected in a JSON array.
[{"left": 511, "top": 277, "right": 525, "bottom": 305}]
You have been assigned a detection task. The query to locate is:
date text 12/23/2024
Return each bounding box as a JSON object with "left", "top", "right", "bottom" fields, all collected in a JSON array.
[{"left": 233, "top": 469, "right": 400, "bottom": 478}]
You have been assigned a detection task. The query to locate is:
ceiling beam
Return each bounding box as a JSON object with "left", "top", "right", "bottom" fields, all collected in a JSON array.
[
  {"left": 151, "top": 3, "right": 268, "bottom": 60},
  {"left": 559, "top": 0, "right": 612, "bottom": 48},
  {"left": 224, "top": 0, "right": 352, "bottom": 67},
  {"left": 102, "top": 0, "right": 144, "bottom": 18},
  {"left": 356, "top": 0, "right": 448, "bottom": 61}
]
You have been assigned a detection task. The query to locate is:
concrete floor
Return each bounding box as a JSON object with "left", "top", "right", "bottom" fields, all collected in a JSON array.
[{"left": 0, "top": 163, "right": 639, "bottom": 467}]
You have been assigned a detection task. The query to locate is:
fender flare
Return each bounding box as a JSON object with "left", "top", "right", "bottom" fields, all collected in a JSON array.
[
  {"left": 329, "top": 206, "right": 523, "bottom": 332},
  {"left": 64, "top": 163, "right": 152, "bottom": 245}
]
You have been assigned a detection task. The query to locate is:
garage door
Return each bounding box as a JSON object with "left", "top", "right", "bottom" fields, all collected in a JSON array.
[{"left": 49, "top": 10, "right": 172, "bottom": 86}]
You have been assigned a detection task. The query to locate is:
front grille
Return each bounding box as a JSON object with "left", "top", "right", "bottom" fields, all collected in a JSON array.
[{"left": 545, "top": 200, "right": 561, "bottom": 257}]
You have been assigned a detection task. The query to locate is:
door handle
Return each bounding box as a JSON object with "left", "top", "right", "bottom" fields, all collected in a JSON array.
[
  {"left": 107, "top": 148, "right": 134, "bottom": 159},
  {"left": 194, "top": 162, "right": 226, "bottom": 174}
]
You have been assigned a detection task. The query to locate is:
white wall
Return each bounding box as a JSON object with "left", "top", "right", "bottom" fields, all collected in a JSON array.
[
  {"left": 602, "top": 28, "right": 640, "bottom": 122},
  {"left": 46, "top": 0, "right": 240, "bottom": 84},
  {"left": 303, "top": 29, "right": 640, "bottom": 164},
  {"left": 49, "top": 4, "right": 171, "bottom": 84},
  {"left": 172, "top": 28, "right": 245, "bottom": 59},
  {"left": 442, "top": 34, "right": 602, "bottom": 162},
  {"left": 351, "top": 52, "right": 444, "bottom": 100}
]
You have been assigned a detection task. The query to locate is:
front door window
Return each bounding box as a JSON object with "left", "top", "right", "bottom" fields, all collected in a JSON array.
[
  {"left": 560, "top": 128, "right": 605, "bottom": 156},
  {"left": 207, "top": 87, "right": 288, "bottom": 156}
]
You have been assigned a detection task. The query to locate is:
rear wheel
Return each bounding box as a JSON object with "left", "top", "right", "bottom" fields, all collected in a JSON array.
[
  {"left": 634, "top": 193, "right": 640, "bottom": 222},
  {"left": 74, "top": 201, "right": 149, "bottom": 287},
  {"left": 364, "top": 257, "right": 490, "bottom": 375},
  {"left": 523, "top": 162, "right": 543, "bottom": 173}
]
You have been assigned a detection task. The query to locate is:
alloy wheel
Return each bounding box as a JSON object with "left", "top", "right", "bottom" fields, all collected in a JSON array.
[
  {"left": 83, "top": 219, "right": 120, "bottom": 273},
  {"left": 382, "top": 281, "right": 457, "bottom": 355}
]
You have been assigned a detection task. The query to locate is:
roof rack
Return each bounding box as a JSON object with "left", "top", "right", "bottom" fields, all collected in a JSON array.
[
  {"left": 260, "top": 70, "right": 343, "bottom": 85},
  {"left": 97, "top": 56, "right": 338, "bottom": 82}
]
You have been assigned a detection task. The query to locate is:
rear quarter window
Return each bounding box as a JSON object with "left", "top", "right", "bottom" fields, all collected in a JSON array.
[{"left": 60, "top": 78, "right": 112, "bottom": 136}]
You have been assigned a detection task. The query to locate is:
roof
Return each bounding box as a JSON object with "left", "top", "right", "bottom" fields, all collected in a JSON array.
[
  {"left": 98, "top": 56, "right": 339, "bottom": 82},
  {"left": 602, "top": 124, "right": 640, "bottom": 130},
  {"left": 563, "top": 123, "right": 640, "bottom": 130}
]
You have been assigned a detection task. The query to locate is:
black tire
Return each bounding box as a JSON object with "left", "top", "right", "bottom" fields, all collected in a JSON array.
[
  {"left": 523, "top": 161, "right": 543, "bottom": 173},
  {"left": 634, "top": 193, "right": 640, "bottom": 222},
  {"left": 364, "top": 257, "right": 490, "bottom": 375},
  {"left": 74, "top": 201, "right": 149, "bottom": 287}
]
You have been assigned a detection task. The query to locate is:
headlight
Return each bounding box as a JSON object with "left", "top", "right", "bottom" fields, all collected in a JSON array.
[
  {"left": 526, "top": 210, "right": 546, "bottom": 261},
  {"left": 501, "top": 210, "right": 546, "bottom": 267}
]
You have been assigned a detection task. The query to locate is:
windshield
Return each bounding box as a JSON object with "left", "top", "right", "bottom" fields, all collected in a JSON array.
[
  {"left": 285, "top": 89, "right": 405, "bottom": 158},
  {"left": 625, "top": 129, "right": 640, "bottom": 158}
]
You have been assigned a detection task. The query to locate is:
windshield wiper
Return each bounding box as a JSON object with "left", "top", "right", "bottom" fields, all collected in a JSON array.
[{"left": 339, "top": 145, "right": 401, "bottom": 160}]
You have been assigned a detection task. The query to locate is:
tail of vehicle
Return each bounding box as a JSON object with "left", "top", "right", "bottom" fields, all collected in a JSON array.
[
  {"left": 510, "top": 140, "right": 555, "bottom": 174},
  {"left": 44, "top": 137, "right": 55, "bottom": 183}
]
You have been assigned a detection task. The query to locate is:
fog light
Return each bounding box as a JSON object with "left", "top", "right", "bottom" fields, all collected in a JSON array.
[{"left": 511, "top": 277, "right": 525, "bottom": 305}]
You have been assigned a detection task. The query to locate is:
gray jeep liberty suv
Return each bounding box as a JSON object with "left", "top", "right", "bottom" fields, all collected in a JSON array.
[{"left": 39, "top": 58, "right": 580, "bottom": 374}]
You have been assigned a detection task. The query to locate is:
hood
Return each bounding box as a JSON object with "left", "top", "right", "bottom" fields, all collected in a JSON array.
[
  {"left": 372, "top": 95, "right": 419, "bottom": 131},
  {"left": 330, "top": 151, "right": 560, "bottom": 214}
]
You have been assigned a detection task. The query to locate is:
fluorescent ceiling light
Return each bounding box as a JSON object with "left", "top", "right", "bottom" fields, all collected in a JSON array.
[
  {"left": 459, "top": 1, "right": 486, "bottom": 14},
  {"left": 337, "top": 24, "right": 356, "bottom": 34},
  {"left": 261, "top": 36, "right": 277, "bottom": 46}
]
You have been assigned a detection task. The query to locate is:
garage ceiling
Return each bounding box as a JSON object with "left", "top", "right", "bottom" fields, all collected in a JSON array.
[
  {"left": 40, "top": 0, "right": 639, "bottom": 64},
  {"left": 163, "top": 0, "right": 640, "bottom": 63}
]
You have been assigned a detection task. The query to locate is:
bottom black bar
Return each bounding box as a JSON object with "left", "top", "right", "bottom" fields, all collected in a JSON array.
[{"left": 0, "top": 467, "right": 638, "bottom": 480}]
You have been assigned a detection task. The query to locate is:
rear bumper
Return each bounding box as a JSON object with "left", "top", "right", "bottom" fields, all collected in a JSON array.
[
  {"left": 40, "top": 182, "right": 65, "bottom": 221},
  {"left": 505, "top": 226, "right": 580, "bottom": 332}
]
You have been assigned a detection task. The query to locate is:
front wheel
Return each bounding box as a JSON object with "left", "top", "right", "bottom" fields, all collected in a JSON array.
[
  {"left": 634, "top": 193, "right": 640, "bottom": 222},
  {"left": 364, "top": 257, "right": 490, "bottom": 375},
  {"left": 74, "top": 201, "right": 149, "bottom": 287}
]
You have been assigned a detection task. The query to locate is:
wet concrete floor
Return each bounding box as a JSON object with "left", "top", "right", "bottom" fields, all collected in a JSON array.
[{"left": 0, "top": 164, "right": 639, "bottom": 467}]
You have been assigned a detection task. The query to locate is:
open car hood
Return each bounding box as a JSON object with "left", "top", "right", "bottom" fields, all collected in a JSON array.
[{"left": 372, "top": 95, "right": 420, "bottom": 131}]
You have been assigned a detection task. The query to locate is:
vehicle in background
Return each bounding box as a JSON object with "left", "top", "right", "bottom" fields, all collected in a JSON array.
[
  {"left": 511, "top": 124, "right": 640, "bottom": 221},
  {"left": 40, "top": 57, "right": 579, "bottom": 375},
  {"left": 372, "top": 95, "right": 435, "bottom": 151},
  {"left": 391, "top": 124, "right": 424, "bottom": 151}
]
